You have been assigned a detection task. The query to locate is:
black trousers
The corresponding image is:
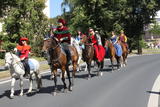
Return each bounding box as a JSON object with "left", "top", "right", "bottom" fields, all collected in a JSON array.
[
  {"left": 21, "top": 58, "right": 30, "bottom": 75},
  {"left": 61, "top": 43, "right": 71, "bottom": 62}
]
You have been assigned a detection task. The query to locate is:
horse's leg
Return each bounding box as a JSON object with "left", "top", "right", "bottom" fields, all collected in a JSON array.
[
  {"left": 77, "top": 55, "right": 81, "bottom": 71},
  {"left": 10, "top": 77, "right": 16, "bottom": 98},
  {"left": 116, "top": 57, "right": 121, "bottom": 70},
  {"left": 87, "top": 61, "right": 92, "bottom": 79},
  {"left": 66, "top": 65, "right": 72, "bottom": 91},
  {"left": 72, "top": 61, "right": 77, "bottom": 86},
  {"left": 35, "top": 71, "right": 42, "bottom": 91},
  {"left": 98, "top": 61, "right": 104, "bottom": 76},
  {"left": 28, "top": 75, "right": 33, "bottom": 93},
  {"left": 110, "top": 58, "right": 114, "bottom": 71},
  {"left": 19, "top": 75, "right": 24, "bottom": 96},
  {"left": 85, "top": 62, "right": 88, "bottom": 72},
  {"left": 52, "top": 69, "right": 58, "bottom": 96},
  {"left": 61, "top": 67, "right": 67, "bottom": 93}
]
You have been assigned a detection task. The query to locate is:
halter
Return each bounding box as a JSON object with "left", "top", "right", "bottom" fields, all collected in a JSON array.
[
  {"left": 5, "top": 52, "right": 23, "bottom": 69},
  {"left": 50, "top": 42, "right": 64, "bottom": 63}
]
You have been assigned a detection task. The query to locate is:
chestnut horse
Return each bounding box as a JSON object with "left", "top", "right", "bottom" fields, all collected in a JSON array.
[
  {"left": 104, "top": 40, "right": 122, "bottom": 70},
  {"left": 119, "top": 41, "right": 128, "bottom": 67},
  {"left": 42, "top": 37, "right": 79, "bottom": 95},
  {"left": 80, "top": 35, "right": 104, "bottom": 79}
]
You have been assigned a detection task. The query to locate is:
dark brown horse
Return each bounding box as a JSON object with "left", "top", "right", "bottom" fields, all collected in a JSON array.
[
  {"left": 119, "top": 41, "right": 128, "bottom": 67},
  {"left": 42, "top": 37, "right": 79, "bottom": 95},
  {"left": 104, "top": 40, "right": 122, "bottom": 70},
  {"left": 80, "top": 35, "right": 104, "bottom": 79}
]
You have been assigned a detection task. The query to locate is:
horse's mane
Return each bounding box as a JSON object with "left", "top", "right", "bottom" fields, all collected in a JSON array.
[{"left": 5, "top": 52, "right": 21, "bottom": 62}]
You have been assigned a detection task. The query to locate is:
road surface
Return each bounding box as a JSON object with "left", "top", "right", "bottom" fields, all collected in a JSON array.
[{"left": 0, "top": 54, "right": 160, "bottom": 107}]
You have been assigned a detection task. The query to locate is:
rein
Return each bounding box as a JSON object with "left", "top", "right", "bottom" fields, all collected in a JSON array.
[
  {"left": 6, "top": 52, "right": 23, "bottom": 68},
  {"left": 50, "top": 42, "right": 63, "bottom": 63}
]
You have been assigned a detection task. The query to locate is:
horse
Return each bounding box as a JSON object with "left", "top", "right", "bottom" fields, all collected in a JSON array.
[
  {"left": 104, "top": 40, "right": 122, "bottom": 71},
  {"left": 119, "top": 41, "right": 128, "bottom": 67},
  {"left": 4, "top": 52, "right": 42, "bottom": 98},
  {"left": 71, "top": 37, "right": 84, "bottom": 71},
  {"left": 80, "top": 35, "right": 104, "bottom": 79},
  {"left": 42, "top": 37, "right": 79, "bottom": 95}
]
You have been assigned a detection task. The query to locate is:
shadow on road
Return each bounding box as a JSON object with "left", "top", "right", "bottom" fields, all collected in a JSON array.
[{"left": 147, "top": 91, "right": 160, "bottom": 95}]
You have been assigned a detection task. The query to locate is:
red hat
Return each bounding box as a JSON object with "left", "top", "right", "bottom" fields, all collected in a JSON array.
[
  {"left": 20, "top": 37, "right": 29, "bottom": 42},
  {"left": 89, "top": 28, "right": 94, "bottom": 32},
  {"left": 58, "top": 18, "right": 66, "bottom": 25}
]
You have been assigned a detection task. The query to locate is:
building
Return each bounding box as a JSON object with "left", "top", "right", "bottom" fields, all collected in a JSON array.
[{"left": 43, "top": 0, "right": 50, "bottom": 18}]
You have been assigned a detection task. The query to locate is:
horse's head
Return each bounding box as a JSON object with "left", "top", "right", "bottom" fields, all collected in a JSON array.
[
  {"left": 105, "top": 39, "right": 113, "bottom": 48},
  {"left": 80, "top": 35, "right": 88, "bottom": 44},
  {"left": 42, "top": 37, "right": 59, "bottom": 58},
  {"left": 4, "top": 52, "right": 20, "bottom": 69}
]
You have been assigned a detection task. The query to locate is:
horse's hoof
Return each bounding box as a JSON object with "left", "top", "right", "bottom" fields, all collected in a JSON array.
[
  {"left": 100, "top": 72, "right": 103, "bottom": 76},
  {"left": 52, "top": 92, "right": 57, "bottom": 96},
  {"left": 10, "top": 95, "right": 14, "bottom": 99},
  {"left": 63, "top": 89, "right": 68, "bottom": 93},
  {"left": 87, "top": 76, "right": 91, "bottom": 80},
  {"left": 69, "top": 86, "right": 73, "bottom": 91},
  {"left": 19, "top": 93, "right": 23, "bottom": 96},
  {"left": 50, "top": 75, "right": 54, "bottom": 80},
  {"left": 27, "top": 90, "right": 32, "bottom": 94}
]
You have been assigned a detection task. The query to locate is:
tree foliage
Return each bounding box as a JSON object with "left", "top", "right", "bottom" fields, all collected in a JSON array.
[
  {"left": 0, "top": 0, "right": 49, "bottom": 56},
  {"left": 62, "top": 0, "right": 160, "bottom": 53}
]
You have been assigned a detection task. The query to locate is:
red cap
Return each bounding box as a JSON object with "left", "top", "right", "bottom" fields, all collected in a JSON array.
[
  {"left": 89, "top": 28, "right": 94, "bottom": 32},
  {"left": 58, "top": 18, "right": 66, "bottom": 25},
  {"left": 20, "top": 37, "right": 29, "bottom": 42}
]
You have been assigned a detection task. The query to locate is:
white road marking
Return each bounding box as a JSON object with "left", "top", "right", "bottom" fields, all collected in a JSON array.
[{"left": 148, "top": 74, "right": 160, "bottom": 107}]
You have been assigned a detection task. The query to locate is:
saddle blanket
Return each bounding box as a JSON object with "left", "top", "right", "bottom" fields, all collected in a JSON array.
[{"left": 28, "top": 59, "right": 38, "bottom": 71}]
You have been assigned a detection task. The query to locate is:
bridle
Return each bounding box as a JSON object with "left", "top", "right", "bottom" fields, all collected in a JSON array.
[{"left": 5, "top": 52, "right": 23, "bottom": 68}]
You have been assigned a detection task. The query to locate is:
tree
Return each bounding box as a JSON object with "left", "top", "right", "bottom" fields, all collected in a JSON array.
[
  {"left": 0, "top": 0, "right": 49, "bottom": 56},
  {"left": 61, "top": 0, "right": 160, "bottom": 54}
]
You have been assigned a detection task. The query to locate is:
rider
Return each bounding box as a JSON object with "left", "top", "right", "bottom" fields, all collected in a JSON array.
[
  {"left": 88, "top": 28, "right": 101, "bottom": 62},
  {"left": 110, "top": 31, "right": 122, "bottom": 56},
  {"left": 53, "top": 18, "right": 71, "bottom": 64},
  {"left": 95, "top": 31, "right": 102, "bottom": 46},
  {"left": 16, "top": 37, "right": 31, "bottom": 77},
  {"left": 118, "top": 30, "right": 128, "bottom": 49}
]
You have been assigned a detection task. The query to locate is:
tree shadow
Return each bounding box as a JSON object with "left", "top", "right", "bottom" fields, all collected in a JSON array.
[{"left": 146, "top": 91, "right": 160, "bottom": 95}]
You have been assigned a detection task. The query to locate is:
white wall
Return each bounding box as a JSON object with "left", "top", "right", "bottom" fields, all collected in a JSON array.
[
  {"left": 155, "top": 11, "right": 160, "bottom": 18},
  {"left": 43, "top": 0, "right": 50, "bottom": 18}
]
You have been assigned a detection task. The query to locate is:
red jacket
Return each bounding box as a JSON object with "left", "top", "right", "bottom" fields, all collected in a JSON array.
[
  {"left": 89, "top": 34, "right": 97, "bottom": 45},
  {"left": 54, "top": 26, "right": 71, "bottom": 44},
  {"left": 16, "top": 45, "right": 31, "bottom": 59}
]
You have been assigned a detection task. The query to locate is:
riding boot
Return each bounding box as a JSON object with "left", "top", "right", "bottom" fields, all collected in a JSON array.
[
  {"left": 22, "top": 59, "right": 30, "bottom": 78},
  {"left": 66, "top": 49, "right": 71, "bottom": 65},
  {"left": 47, "top": 50, "right": 51, "bottom": 65}
]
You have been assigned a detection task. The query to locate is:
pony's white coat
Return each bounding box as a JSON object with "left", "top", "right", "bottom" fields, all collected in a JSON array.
[{"left": 5, "top": 52, "right": 41, "bottom": 98}]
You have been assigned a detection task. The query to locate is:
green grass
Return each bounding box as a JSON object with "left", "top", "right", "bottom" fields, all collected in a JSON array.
[
  {"left": 0, "top": 59, "right": 5, "bottom": 66},
  {"left": 131, "top": 48, "right": 160, "bottom": 54}
]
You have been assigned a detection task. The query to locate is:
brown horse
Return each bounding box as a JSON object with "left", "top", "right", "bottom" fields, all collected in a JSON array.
[
  {"left": 42, "top": 37, "right": 79, "bottom": 95},
  {"left": 119, "top": 41, "right": 128, "bottom": 67},
  {"left": 80, "top": 35, "right": 104, "bottom": 79},
  {"left": 104, "top": 40, "right": 122, "bottom": 71}
]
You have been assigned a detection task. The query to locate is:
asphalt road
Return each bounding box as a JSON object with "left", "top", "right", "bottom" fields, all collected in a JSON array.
[{"left": 0, "top": 54, "right": 160, "bottom": 107}]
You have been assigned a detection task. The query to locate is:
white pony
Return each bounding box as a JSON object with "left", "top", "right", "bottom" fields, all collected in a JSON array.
[
  {"left": 4, "top": 52, "right": 42, "bottom": 98},
  {"left": 71, "top": 37, "right": 87, "bottom": 71}
]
